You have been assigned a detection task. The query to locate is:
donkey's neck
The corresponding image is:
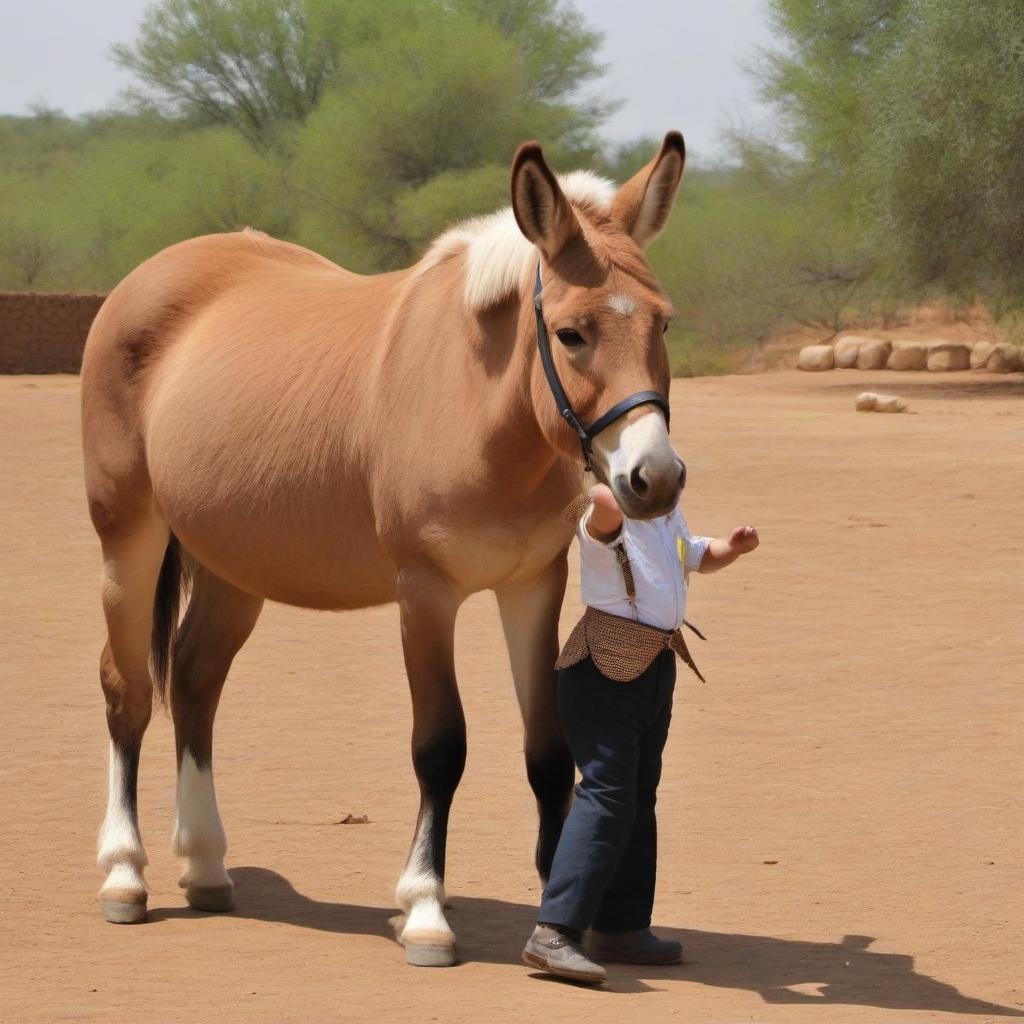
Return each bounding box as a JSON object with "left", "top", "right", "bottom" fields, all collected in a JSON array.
[{"left": 393, "top": 252, "right": 578, "bottom": 505}]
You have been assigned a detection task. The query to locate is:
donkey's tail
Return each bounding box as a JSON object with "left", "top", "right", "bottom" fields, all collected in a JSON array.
[{"left": 150, "top": 534, "right": 187, "bottom": 705}]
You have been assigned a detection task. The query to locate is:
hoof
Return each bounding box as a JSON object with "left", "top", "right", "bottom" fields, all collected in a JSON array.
[
  {"left": 101, "top": 897, "right": 147, "bottom": 924},
  {"left": 404, "top": 938, "right": 457, "bottom": 968},
  {"left": 185, "top": 884, "right": 235, "bottom": 913}
]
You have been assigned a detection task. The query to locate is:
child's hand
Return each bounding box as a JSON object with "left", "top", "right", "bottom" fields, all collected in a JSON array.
[
  {"left": 698, "top": 526, "right": 759, "bottom": 572},
  {"left": 728, "top": 526, "right": 759, "bottom": 554},
  {"left": 587, "top": 483, "right": 624, "bottom": 541}
]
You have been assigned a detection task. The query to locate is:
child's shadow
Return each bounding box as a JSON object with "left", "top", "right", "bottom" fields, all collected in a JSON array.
[{"left": 149, "top": 866, "right": 1022, "bottom": 1014}]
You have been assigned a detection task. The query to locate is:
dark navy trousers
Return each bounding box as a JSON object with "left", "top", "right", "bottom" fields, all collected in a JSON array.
[{"left": 539, "top": 650, "right": 676, "bottom": 934}]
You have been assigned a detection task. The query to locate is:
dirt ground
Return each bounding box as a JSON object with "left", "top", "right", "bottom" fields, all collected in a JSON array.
[{"left": 1, "top": 370, "right": 1021, "bottom": 1024}]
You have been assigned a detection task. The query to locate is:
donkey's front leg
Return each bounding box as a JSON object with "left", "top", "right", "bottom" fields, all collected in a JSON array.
[
  {"left": 496, "top": 555, "right": 574, "bottom": 882},
  {"left": 394, "top": 567, "right": 466, "bottom": 967}
]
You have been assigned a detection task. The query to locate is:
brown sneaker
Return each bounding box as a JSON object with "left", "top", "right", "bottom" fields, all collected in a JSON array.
[
  {"left": 522, "top": 925, "right": 607, "bottom": 984},
  {"left": 588, "top": 927, "right": 683, "bottom": 964}
]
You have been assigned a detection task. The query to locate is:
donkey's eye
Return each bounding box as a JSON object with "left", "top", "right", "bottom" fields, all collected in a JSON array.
[{"left": 556, "top": 329, "right": 585, "bottom": 348}]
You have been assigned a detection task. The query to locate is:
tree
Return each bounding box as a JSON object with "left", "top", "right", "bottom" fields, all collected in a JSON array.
[
  {"left": 112, "top": 0, "right": 357, "bottom": 147},
  {"left": 113, "top": 0, "right": 613, "bottom": 154},
  {"left": 454, "top": 0, "right": 615, "bottom": 149},
  {"left": 293, "top": 4, "right": 610, "bottom": 269},
  {"left": 758, "top": 0, "right": 1024, "bottom": 303},
  {"left": 0, "top": 216, "right": 57, "bottom": 287}
]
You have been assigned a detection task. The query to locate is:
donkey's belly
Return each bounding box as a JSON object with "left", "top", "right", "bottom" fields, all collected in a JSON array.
[
  {"left": 158, "top": 471, "right": 397, "bottom": 609},
  {"left": 145, "top": 389, "right": 397, "bottom": 610},
  {"left": 168, "top": 502, "right": 399, "bottom": 610}
]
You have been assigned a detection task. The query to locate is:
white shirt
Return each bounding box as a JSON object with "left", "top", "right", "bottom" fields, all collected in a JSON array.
[{"left": 579, "top": 506, "right": 711, "bottom": 631}]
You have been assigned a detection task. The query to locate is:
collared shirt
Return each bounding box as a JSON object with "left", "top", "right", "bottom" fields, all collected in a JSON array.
[{"left": 579, "top": 506, "right": 710, "bottom": 631}]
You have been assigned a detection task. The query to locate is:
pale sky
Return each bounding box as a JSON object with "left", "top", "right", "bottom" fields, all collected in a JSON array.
[{"left": 0, "top": 0, "right": 775, "bottom": 160}]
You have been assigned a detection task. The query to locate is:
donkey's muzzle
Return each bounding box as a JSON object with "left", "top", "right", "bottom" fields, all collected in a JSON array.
[{"left": 615, "top": 456, "right": 685, "bottom": 520}]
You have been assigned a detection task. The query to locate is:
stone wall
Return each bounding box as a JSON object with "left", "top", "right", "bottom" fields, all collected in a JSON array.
[
  {"left": 0, "top": 292, "right": 106, "bottom": 373},
  {"left": 798, "top": 334, "right": 1022, "bottom": 374}
]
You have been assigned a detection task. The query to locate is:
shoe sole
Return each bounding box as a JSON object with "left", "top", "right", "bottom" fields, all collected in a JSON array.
[{"left": 522, "top": 950, "right": 606, "bottom": 984}]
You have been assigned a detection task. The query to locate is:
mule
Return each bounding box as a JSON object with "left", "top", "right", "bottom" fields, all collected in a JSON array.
[{"left": 81, "top": 133, "right": 688, "bottom": 966}]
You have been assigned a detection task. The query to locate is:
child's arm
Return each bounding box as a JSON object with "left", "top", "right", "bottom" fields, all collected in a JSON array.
[
  {"left": 697, "top": 526, "right": 759, "bottom": 573},
  {"left": 585, "top": 483, "right": 624, "bottom": 543}
]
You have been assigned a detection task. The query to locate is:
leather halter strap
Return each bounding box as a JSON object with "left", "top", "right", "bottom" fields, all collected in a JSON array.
[{"left": 534, "top": 264, "right": 670, "bottom": 471}]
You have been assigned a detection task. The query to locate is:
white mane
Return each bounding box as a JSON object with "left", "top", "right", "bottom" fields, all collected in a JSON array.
[{"left": 421, "top": 170, "right": 617, "bottom": 311}]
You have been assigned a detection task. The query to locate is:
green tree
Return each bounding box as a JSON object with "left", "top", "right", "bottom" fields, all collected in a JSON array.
[
  {"left": 294, "top": 5, "right": 608, "bottom": 269},
  {"left": 758, "top": 0, "right": 1024, "bottom": 303},
  {"left": 111, "top": 0, "right": 363, "bottom": 147},
  {"left": 113, "top": 0, "right": 611, "bottom": 153}
]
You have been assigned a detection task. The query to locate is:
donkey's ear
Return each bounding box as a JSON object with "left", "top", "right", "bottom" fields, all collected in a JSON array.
[
  {"left": 510, "top": 142, "right": 580, "bottom": 261},
  {"left": 611, "top": 131, "right": 686, "bottom": 248}
]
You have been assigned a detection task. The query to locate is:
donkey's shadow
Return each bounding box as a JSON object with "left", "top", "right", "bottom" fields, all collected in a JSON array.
[{"left": 148, "top": 866, "right": 1021, "bottom": 1014}]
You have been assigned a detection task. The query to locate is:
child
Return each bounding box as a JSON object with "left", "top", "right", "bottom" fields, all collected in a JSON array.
[{"left": 522, "top": 482, "right": 758, "bottom": 984}]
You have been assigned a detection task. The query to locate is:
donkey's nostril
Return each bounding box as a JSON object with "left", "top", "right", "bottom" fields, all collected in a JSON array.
[
  {"left": 678, "top": 459, "right": 687, "bottom": 490},
  {"left": 629, "top": 465, "right": 649, "bottom": 497}
]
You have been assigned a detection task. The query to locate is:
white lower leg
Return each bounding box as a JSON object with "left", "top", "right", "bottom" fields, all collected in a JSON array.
[
  {"left": 394, "top": 810, "right": 453, "bottom": 944},
  {"left": 172, "top": 751, "right": 230, "bottom": 890},
  {"left": 97, "top": 742, "right": 147, "bottom": 901}
]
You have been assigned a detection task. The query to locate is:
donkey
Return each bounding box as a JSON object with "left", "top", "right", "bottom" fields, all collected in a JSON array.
[{"left": 82, "top": 133, "right": 687, "bottom": 966}]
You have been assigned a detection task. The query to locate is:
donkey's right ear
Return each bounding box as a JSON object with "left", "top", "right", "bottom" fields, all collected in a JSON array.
[{"left": 510, "top": 142, "right": 580, "bottom": 262}]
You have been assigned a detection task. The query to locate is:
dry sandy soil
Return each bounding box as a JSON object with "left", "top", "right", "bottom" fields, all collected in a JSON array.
[{"left": 1, "top": 370, "right": 1021, "bottom": 1024}]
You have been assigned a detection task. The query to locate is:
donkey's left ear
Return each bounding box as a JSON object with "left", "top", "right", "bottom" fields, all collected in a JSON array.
[
  {"left": 611, "top": 131, "right": 686, "bottom": 248},
  {"left": 510, "top": 141, "right": 580, "bottom": 261}
]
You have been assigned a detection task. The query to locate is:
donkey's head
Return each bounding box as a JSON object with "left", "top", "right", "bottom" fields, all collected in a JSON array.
[{"left": 511, "top": 133, "right": 686, "bottom": 520}]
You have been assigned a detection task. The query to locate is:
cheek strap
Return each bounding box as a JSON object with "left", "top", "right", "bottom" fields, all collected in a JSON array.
[{"left": 533, "top": 263, "right": 670, "bottom": 471}]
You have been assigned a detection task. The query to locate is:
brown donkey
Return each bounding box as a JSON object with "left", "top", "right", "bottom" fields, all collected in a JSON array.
[{"left": 82, "top": 133, "right": 688, "bottom": 966}]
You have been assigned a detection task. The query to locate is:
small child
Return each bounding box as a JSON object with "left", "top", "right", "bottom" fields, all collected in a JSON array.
[{"left": 522, "top": 482, "right": 758, "bottom": 984}]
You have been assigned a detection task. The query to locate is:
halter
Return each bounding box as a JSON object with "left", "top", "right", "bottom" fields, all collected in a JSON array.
[{"left": 533, "top": 264, "right": 670, "bottom": 471}]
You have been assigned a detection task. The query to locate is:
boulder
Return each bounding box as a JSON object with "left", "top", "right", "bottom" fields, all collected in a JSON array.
[
  {"left": 887, "top": 343, "right": 927, "bottom": 371},
  {"left": 874, "top": 394, "right": 907, "bottom": 413},
  {"left": 856, "top": 391, "right": 906, "bottom": 413},
  {"left": 834, "top": 335, "right": 868, "bottom": 369},
  {"left": 970, "top": 341, "right": 995, "bottom": 369},
  {"left": 856, "top": 339, "right": 892, "bottom": 370},
  {"left": 798, "top": 344, "right": 835, "bottom": 371},
  {"left": 986, "top": 342, "right": 1021, "bottom": 373},
  {"left": 926, "top": 342, "right": 971, "bottom": 371}
]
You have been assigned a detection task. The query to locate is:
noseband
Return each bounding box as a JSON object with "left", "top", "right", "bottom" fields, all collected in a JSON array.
[{"left": 533, "top": 264, "right": 670, "bottom": 471}]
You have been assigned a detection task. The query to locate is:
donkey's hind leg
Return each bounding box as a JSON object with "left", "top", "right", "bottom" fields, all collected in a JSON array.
[
  {"left": 170, "top": 569, "right": 263, "bottom": 912},
  {"left": 97, "top": 516, "right": 169, "bottom": 924}
]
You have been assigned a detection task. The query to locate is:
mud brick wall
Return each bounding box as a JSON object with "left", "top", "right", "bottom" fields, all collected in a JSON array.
[{"left": 0, "top": 292, "right": 106, "bottom": 373}]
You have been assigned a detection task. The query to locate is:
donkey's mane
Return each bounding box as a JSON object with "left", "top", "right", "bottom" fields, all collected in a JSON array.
[{"left": 420, "top": 170, "right": 617, "bottom": 311}]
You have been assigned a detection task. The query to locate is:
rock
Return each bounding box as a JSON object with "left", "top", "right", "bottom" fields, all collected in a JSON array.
[
  {"left": 874, "top": 394, "right": 907, "bottom": 412},
  {"left": 798, "top": 344, "right": 835, "bottom": 371},
  {"left": 834, "top": 335, "right": 869, "bottom": 369},
  {"left": 856, "top": 339, "right": 892, "bottom": 370},
  {"left": 971, "top": 341, "right": 995, "bottom": 369},
  {"left": 856, "top": 391, "right": 906, "bottom": 413},
  {"left": 986, "top": 342, "right": 1021, "bottom": 373},
  {"left": 887, "top": 343, "right": 927, "bottom": 371},
  {"left": 926, "top": 342, "right": 971, "bottom": 371}
]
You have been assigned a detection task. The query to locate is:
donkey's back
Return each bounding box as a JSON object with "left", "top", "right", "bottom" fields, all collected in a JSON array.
[{"left": 82, "top": 229, "right": 344, "bottom": 414}]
